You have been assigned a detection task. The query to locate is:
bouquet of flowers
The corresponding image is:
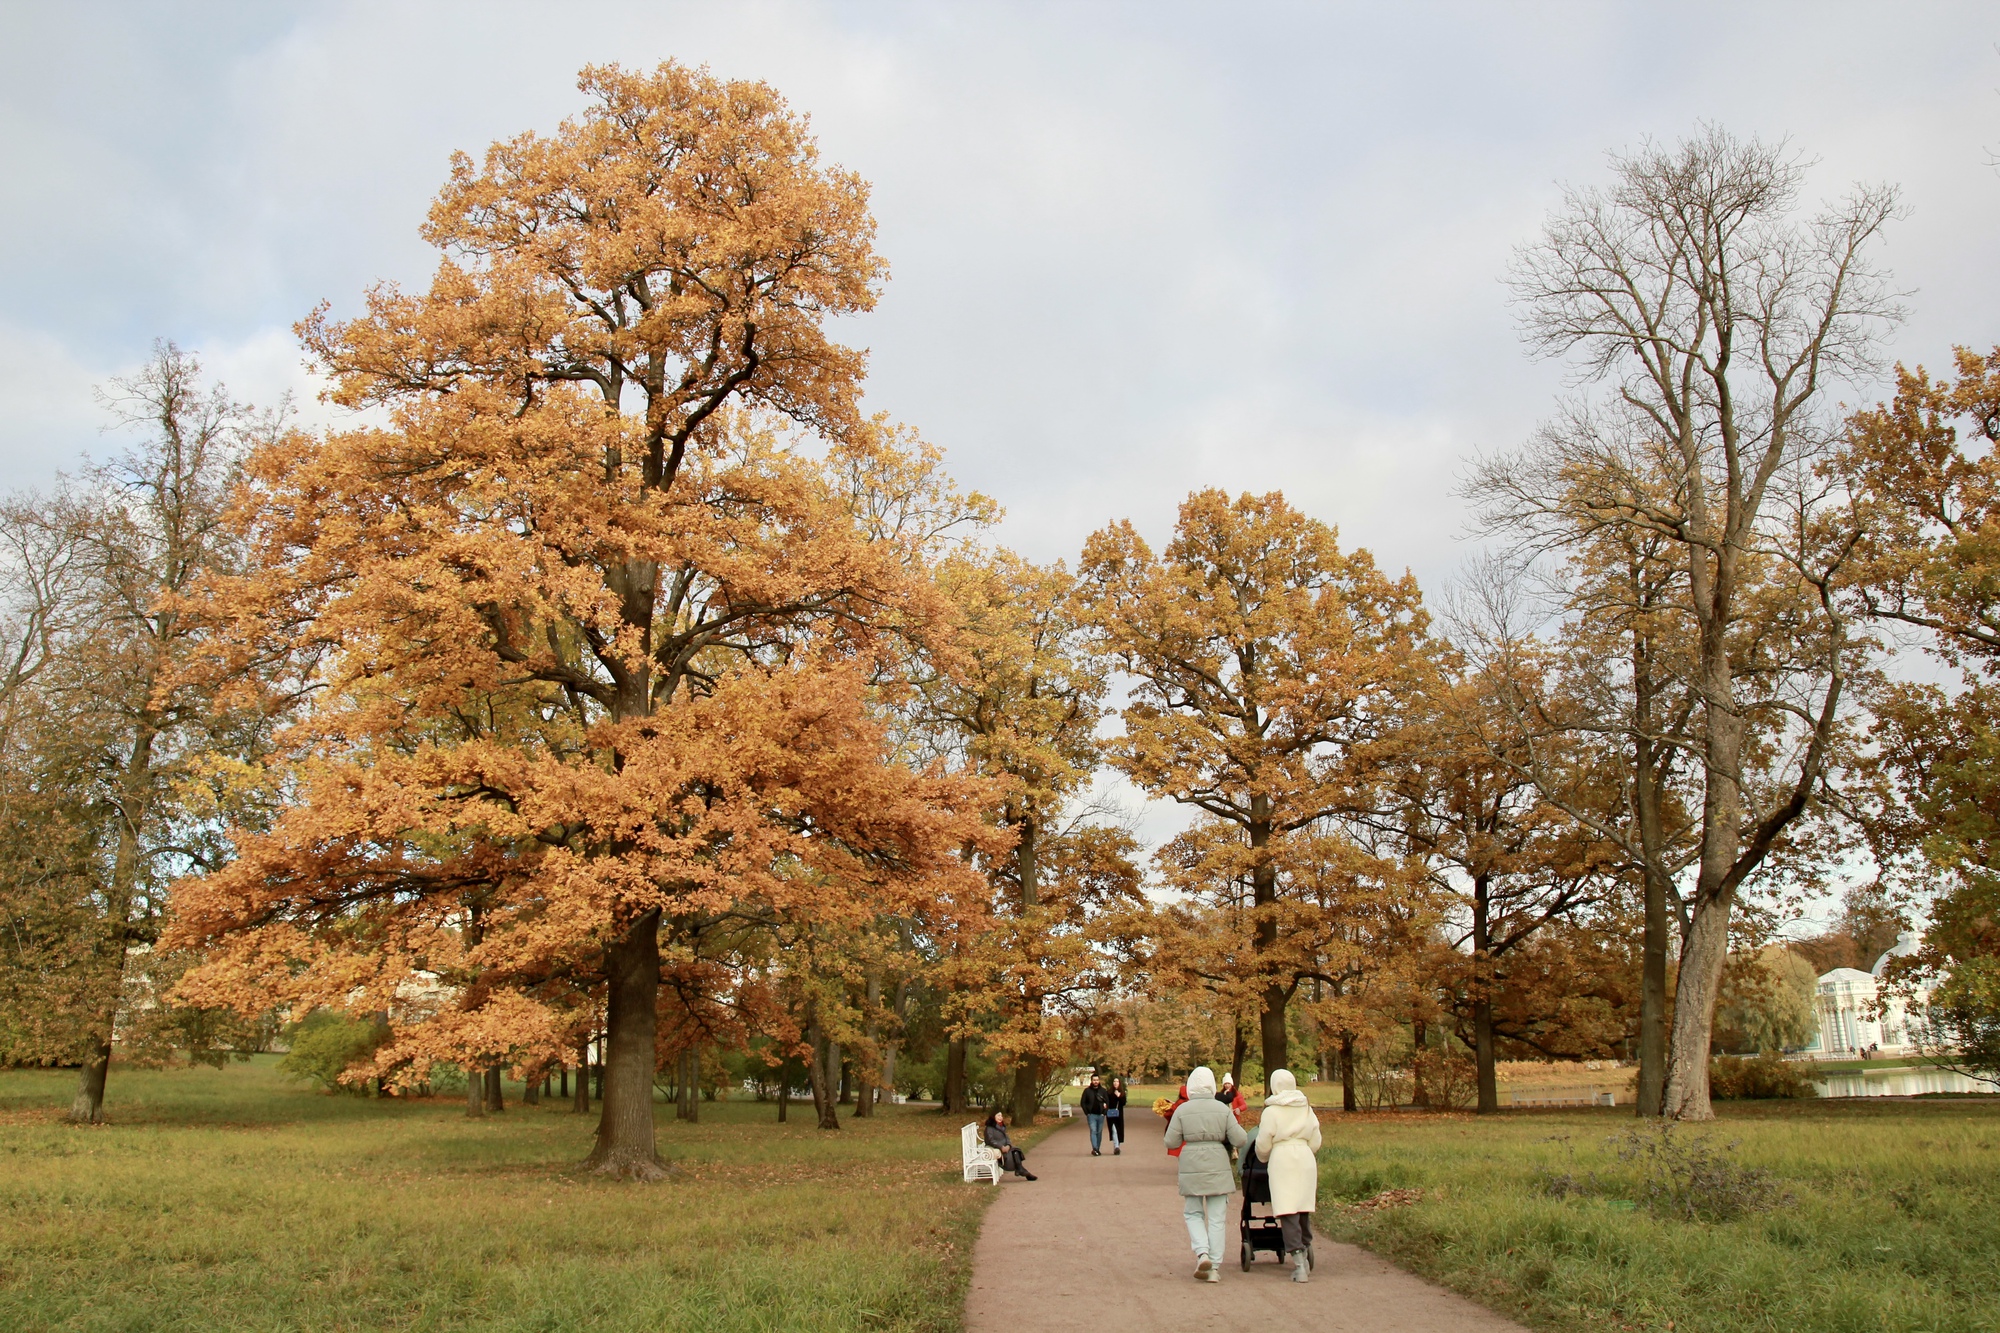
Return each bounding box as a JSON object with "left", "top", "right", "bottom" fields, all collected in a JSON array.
[{"left": 1152, "top": 1096, "right": 1176, "bottom": 1118}]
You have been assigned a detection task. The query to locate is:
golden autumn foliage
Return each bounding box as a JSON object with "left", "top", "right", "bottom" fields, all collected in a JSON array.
[
  {"left": 163, "top": 62, "right": 998, "bottom": 1178},
  {"left": 1079, "top": 489, "right": 1435, "bottom": 1079},
  {"left": 913, "top": 552, "right": 1140, "bottom": 1122}
]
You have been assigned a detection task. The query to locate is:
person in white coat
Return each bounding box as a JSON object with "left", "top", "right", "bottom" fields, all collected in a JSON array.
[{"left": 1253, "top": 1068, "right": 1322, "bottom": 1282}]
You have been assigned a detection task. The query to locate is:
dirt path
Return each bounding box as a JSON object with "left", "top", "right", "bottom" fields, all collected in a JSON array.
[{"left": 961, "top": 1111, "right": 1528, "bottom": 1330}]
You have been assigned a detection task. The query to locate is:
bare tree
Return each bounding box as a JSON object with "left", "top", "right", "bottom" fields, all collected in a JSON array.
[
  {"left": 1470, "top": 128, "right": 1900, "bottom": 1119},
  {"left": 0, "top": 344, "right": 274, "bottom": 1122}
]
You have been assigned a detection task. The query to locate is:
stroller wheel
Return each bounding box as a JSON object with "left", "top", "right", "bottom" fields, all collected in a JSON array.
[
  {"left": 1307, "top": 1242, "right": 1316, "bottom": 1269},
  {"left": 1240, "top": 1242, "right": 1251, "bottom": 1271}
]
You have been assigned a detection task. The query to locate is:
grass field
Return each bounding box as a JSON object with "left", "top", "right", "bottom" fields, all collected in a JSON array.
[
  {"left": 0, "top": 1058, "right": 1012, "bottom": 1333},
  {"left": 1312, "top": 1098, "right": 2000, "bottom": 1333}
]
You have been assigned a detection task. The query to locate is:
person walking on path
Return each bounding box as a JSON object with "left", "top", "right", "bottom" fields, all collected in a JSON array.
[
  {"left": 1218, "top": 1072, "right": 1248, "bottom": 1121},
  {"left": 1104, "top": 1077, "right": 1127, "bottom": 1154},
  {"left": 1081, "top": 1074, "right": 1110, "bottom": 1155},
  {"left": 1164, "top": 1066, "right": 1247, "bottom": 1283},
  {"left": 985, "top": 1110, "right": 1038, "bottom": 1180},
  {"left": 1254, "top": 1068, "right": 1322, "bottom": 1283}
]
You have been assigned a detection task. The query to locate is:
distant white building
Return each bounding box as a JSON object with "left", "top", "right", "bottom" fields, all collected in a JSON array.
[{"left": 1798, "top": 932, "right": 1925, "bottom": 1059}]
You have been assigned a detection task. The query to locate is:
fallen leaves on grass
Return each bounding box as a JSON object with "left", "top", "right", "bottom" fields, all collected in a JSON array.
[{"left": 1343, "top": 1187, "right": 1426, "bottom": 1212}]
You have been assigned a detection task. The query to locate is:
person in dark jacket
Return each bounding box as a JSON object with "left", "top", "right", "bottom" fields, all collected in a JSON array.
[
  {"left": 1104, "top": 1077, "right": 1127, "bottom": 1154},
  {"left": 1080, "top": 1074, "right": 1110, "bottom": 1154},
  {"left": 983, "top": 1110, "right": 1036, "bottom": 1179}
]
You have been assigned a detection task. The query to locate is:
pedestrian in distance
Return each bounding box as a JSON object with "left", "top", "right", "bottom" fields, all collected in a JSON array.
[
  {"left": 1218, "top": 1071, "right": 1248, "bottom": 1121},
  {"left": 984, "top": 1109, "right": 1037, "bottom": 1180},
  {"left": 1080, "top": 1073, "right": 1110, "bottom": 1154},
  {"left": 1104, "top": 1076, "right": 1127, "bottom": 1154},
  {"left": 1164, "top": 1066, "right": 1247, "bottom": 1283},
  {"left": 1255, "top": 1068, "right": 1322, "bottom": 1282}
]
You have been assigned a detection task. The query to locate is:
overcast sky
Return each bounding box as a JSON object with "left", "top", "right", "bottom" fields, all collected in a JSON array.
[{"left": 4, "top": 1, "right": 1997, "bottom": 902}]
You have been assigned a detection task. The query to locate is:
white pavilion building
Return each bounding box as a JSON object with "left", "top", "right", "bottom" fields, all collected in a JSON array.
[
  {"left": 1796, "top": 932, "right": 1993, "bottom": 1096},
  {"left": 1798, "top": 931, "right": 1924, "bottom": 1059}
]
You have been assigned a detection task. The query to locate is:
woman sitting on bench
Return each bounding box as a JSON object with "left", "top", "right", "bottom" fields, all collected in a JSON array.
[{"left": 983, "top": 1110, "right": 1037, "bottom": 1180}]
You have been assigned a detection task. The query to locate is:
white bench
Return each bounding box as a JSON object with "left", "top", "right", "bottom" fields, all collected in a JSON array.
[
  {"left": 1056, "top": 1094, "right": 1073, "bottom": 1119},
  {"left": 961, "top": 1121, "right": 1001, "bottom": 1185}
]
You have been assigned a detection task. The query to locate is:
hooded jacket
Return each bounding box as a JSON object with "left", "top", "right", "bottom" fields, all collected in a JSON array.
[
  {"left": 1253, "top": 1068, "right": 1322, "bottom": 1214},
  {"left": 1163, "top": 1067, "right": 1248, "bottom": 1196}
]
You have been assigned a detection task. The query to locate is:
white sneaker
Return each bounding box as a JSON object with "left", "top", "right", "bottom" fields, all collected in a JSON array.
[{"left": 1194, "top": 1256, "right": 1213, "bottom": 1281}]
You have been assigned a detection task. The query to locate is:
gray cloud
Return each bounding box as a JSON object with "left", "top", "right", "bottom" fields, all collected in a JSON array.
[{"left": 2, "top": 1, "right": 1995, "bottom": 584}]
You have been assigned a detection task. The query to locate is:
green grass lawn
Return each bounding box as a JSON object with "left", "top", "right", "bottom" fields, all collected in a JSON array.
[
  {"left": 0, "top": 1058, "right": 1012, "bottom": 1333},
  {"left": 1314, "top": 1098, "right": 2000, "bottom": 1333}
]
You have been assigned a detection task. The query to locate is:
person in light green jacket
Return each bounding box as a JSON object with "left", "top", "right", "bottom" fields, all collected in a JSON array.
[{"left": 1163, "top": 1065, "right": 1248, "bottom": 1282}]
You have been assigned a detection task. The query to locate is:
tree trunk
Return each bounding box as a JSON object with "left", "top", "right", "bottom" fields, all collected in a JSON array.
[
  {"left": 837, "top": 1054, "right": 850, "bottom": 1105},
  {"left": 560, "top": 1065, "right": 569, "bottom": 1100},
  {"left": 1636, "top": 870, "right": 1671, "bottom": 1117},
  {"left": 572, "top": 1038, "right": 590, "bottom": 1113},
  {"left": 584, "top": 910, "right": 666, "bottom": 1178},
  {"left": 68, "top": 1036, "right": 112, "bottom": 1126},
  {"left": 67, "top": 724, "right": 157, "bottom": 1126},
  {"left": 1632, "top": 621, "right": 1672, "bottom": 1118},
  {"left": 1471, "top": 874, "right": 1499, "bottom": 1114},
  {"left": 1010, "top": 1056, "right": 1040, "bottom": 1127},
  {"left": 880, "top": 977, "right": 910, "bottom": 1107},
  {"left": 1249, "top": 804, "right": 1289, "bottom": 1076},
  {"left": 854, "top": 972, "right": 881, "bottom": 1119},
  {"left": 1410, "top": 1017, "right": 1430, "bottom": 1108},
  {"left": 524, "top": 1071, "right": 541, "bottom": 1106},
  {"left": 1339, "top": 1033, "right": 1357, "bottom": 1113},
  {"left": 676, "top": 1047, "right": 699, "bottom": 1123},
  {"left": 1663, "top": 892, "right": 1732, "bottom": 1120},
  {"left": 484, "top": 1066, "right": 505, "bottom": 1113},
  {"left": 1230, "top": 1018, "right": 1247, "bottom": 1088},
  {"left": 943, "top": 1036, "right": 969, "bottom": 1115},
  {"left": 806, "top": 1024, "right": 840, "bottom": 1130},
  {"left": 466, "top": 1064, "right": 484, "bottom": 1118},
  {"left": 777, "top": 1075, "right": 789, "bottom": 1122}
]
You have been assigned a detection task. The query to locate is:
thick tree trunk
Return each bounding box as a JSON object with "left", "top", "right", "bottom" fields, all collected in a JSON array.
[
  {"left": 1662, "top": 622, "right": 1748, "bottom": 1123},
  {"left": 466, "top": 1066, "right": 484, "bottom": 1118},
  {"left": 584, "top": 911, "right": 666, "bottom": 1178},
  {"left": 837, "top": 1056, "right": 851, "bottom": 1105},
  {"left": 1249, "top": 806, "right": 1288, "bottom": 1076},
  {"left": 572, "top": 1038, "right": 590, "bottom": 1113},
  {"left": 777, "top": 1076, "right": 789, "bottom": 1122},
  {"left": 524, "top": 1072, "right": 541, "bottom": 1106},
  {"left": 1339, "top": 1034, "right": 1357, "bottom": 1113},
  {"left": 560, "top": 1065, "right": 569, "bottom": 1100},
  {"left": 1663, "top": 893, "right": 1731, "bottom": 1120},
  {"left": 1010, "top": 1057, "right": 1040, "bottom": 1127},
  {"left": 942, "top": 1036, "right": 969, "bottom": 1115},
  {"left": 1230, "top": 1020, "right": 1247, "bottom": 1088},
  {"left": 1472, "top": 876, "right": 1499, "bottom": 1114},
  {"left": 484, "top": 1066, "right": 505, "bottom": 1113},
  {"left": 68, "top": 1036, "right": 112, "bottom": 1125}
]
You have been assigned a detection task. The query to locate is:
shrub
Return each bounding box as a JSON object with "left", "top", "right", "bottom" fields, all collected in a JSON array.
[
  {"left": 1613, "top": 1121, "right": 1793, "bottom": 1222},
  {"left": 1710, "top": 1051, "right": 1817, "bottom": 1100},
  {"left": 276, "top": 1010, "right": 387, "bottom": 1093}
]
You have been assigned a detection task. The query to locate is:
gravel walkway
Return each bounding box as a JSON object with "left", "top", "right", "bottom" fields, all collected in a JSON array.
[{"left": 961, "top": 1111, "right": 1528, "bottom": 1330}]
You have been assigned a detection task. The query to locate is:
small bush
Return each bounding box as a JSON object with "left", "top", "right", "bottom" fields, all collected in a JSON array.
[
  {"left": 276, "top": 1010, "right": 387, "bottom": 1093},
  {"left": 1710, "top": 1052, "right": 1817, "bottom": 1100},
  {"left": 1613, "top": 1121, "right": 1793, "bottom": 1222}
]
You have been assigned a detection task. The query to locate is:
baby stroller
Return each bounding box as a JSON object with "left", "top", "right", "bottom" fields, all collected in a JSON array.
[{"left": 1238, "top": 1131, "right": 1314, "bottom": 1271}]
